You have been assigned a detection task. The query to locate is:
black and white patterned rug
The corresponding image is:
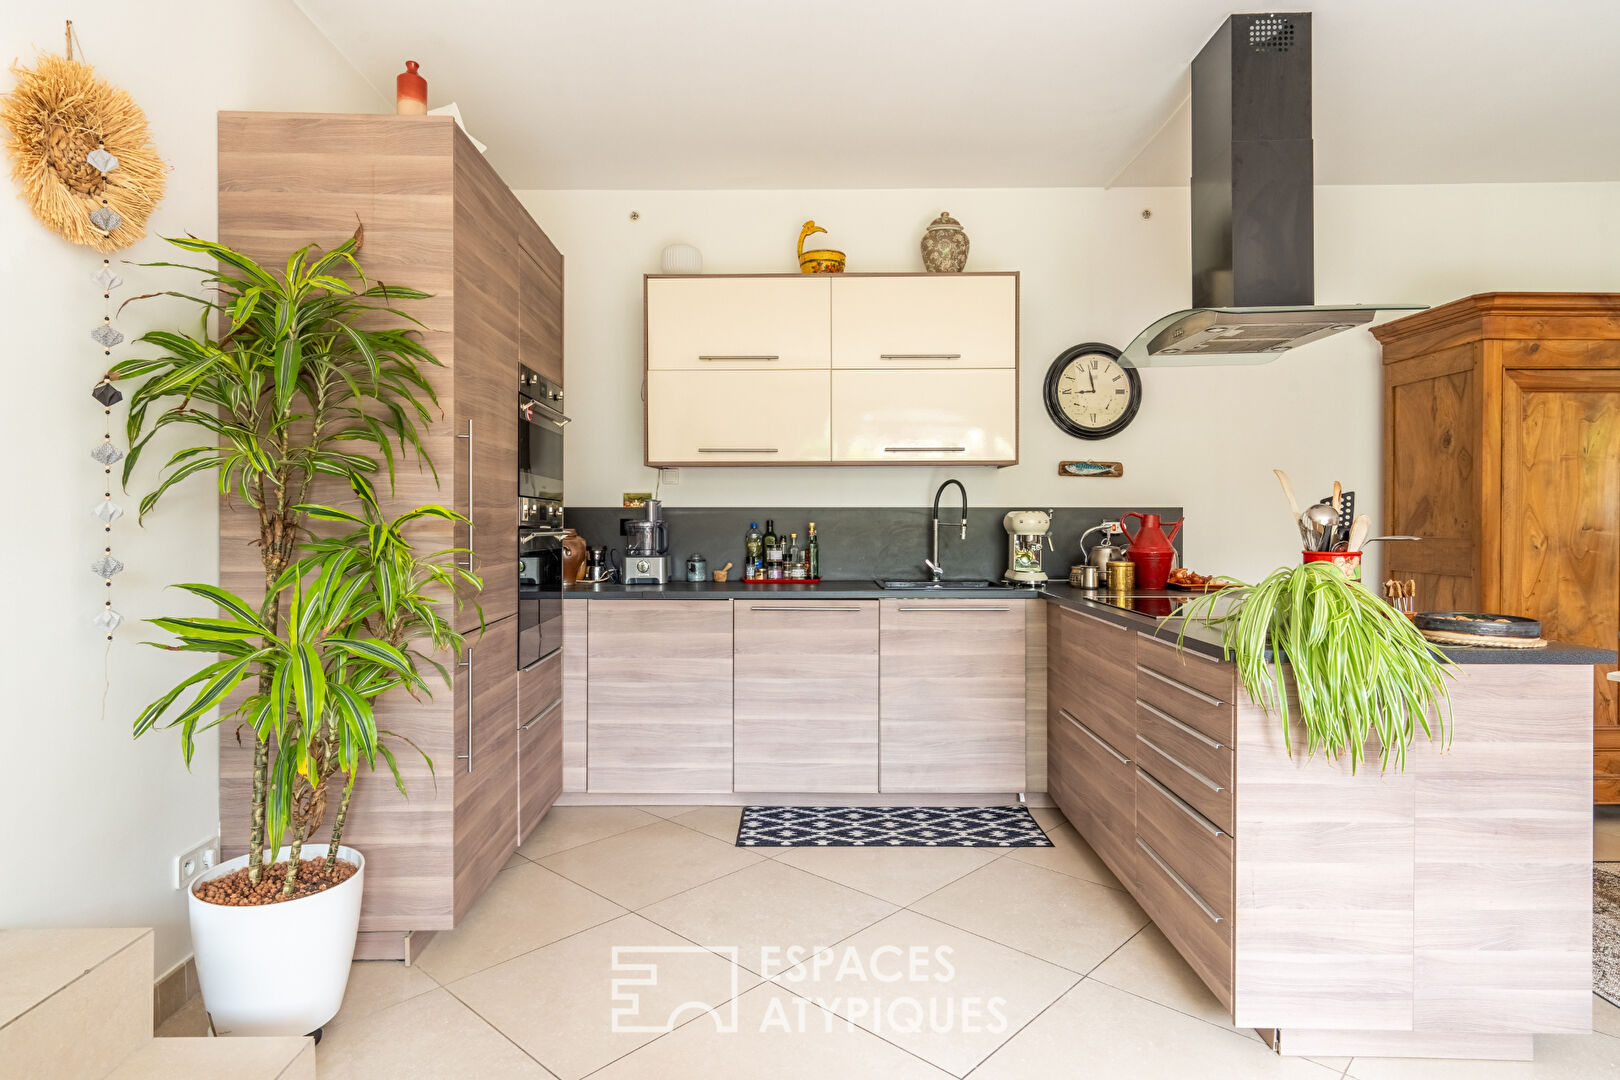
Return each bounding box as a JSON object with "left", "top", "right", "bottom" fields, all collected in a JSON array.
[
  {"left": 1597, "top": 862, "right": 1620, "bottom": 1007},
  {"left": 736, "top": 805, "right": 1053, "bottom": 848}
]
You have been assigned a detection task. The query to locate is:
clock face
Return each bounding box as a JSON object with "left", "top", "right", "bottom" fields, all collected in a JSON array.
[{"left": 1043, "top": 342, "right": 1141, "bottom": 440}]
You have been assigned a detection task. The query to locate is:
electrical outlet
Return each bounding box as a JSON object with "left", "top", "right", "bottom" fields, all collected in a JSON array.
[
  {"left": 175, "top": 836, "right": 220, "bottom": 891},
  {"left": 661, "top": 468, "right": 681, "bottom": 486},
  {"left": 1100, "top": 518, "right": 1122, "bottom": 535}
]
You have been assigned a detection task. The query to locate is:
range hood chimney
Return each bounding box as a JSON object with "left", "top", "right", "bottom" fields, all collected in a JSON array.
[{"left": 1121, "top": 12, "right": 1420, "bottom": 367}]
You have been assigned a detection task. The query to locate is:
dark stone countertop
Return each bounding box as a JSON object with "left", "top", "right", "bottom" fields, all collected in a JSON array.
[{"left": 564, "top": 579, "right": 1041, "bottom": 601}]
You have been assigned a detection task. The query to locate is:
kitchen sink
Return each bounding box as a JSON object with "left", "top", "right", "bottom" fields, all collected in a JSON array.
[{"left": 875, "top": 579, "right": 1007, "bottom": 589}]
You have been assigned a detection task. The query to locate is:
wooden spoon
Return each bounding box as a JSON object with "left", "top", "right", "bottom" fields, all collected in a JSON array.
[
  {"left": 1346, "top": 514, "right": 1370, "bottom": 553},
  {"left": 1274, "top": 469, "right": 1309, "bottom": 547}
]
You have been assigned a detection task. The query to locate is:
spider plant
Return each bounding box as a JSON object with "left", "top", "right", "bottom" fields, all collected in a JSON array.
[
  {"left": 1176, "top": 561, "right": 1455, "bottom": 772},
  {"left": 110, "top": 233, "right": 445, "bottom": 884}
]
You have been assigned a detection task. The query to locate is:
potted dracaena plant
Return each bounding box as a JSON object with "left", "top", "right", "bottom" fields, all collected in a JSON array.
[{"left": 112, "top": 234, "right": 479, "bottom": 1036}]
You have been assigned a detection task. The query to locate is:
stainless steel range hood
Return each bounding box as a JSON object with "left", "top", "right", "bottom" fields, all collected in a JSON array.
[{"left": 1121, "top": 13, "right": 1420, "bottom": 368}]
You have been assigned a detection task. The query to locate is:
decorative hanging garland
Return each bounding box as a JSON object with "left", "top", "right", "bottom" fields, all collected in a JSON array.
[{"left": 90, "top": 260, "right": 127, "bottom": 641}]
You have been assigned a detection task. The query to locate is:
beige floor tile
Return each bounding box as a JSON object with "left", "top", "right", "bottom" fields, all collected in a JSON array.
[
  {"left": 154, "top": 994, "right": 210, "bottom": 1037},
  {"left": 518, "top": 805, "right": 663, "bottom": 860},
  {"left": 1027, "top": 805, "right": 1072, "bottom": 831},
  {"left": 911, "top": 857, "right": 1147, "bottom": 974},
  {"left": 447, "top": 914, "right": 756, "bottom": 1080},
  {"left": 772, "top": 845, "right": 1002, "bottom": 906},
  {"left": 637, "top": 805, "right": 705, "bottom": 819},
  {"left": 316, "top": 988, "right": 554, "bottom": 1079},
  {"left": 1595, "top": 994, "right": 1620, "bottom": 1039},
  {"left": 1003, "top": 822, "right": 1125, "bottom": 890},
  {"left": 1089, "top": 922, "right": 1251, "bottom": 1035},
  {"left": 778, "top": 908, "right": 1078, "bottom": 1077},
  {"left": 641, "top": 859, "right": 898, "bottom": 975},
  {"left": 326, "top": 959, "right": 439, "bottom": 1031},
  {"left": 414, "top": 861, "right": 624, "bottom": 984},
  {"left": 669, "top": 805, "right": 746, "bottom": 844},
  {"left": 504, "top": 850, "right": 529, "bottom": 870},
  {"left": 539, "top": 819, "right": 763, "bottom": 909},
  {"left": 1344, "top": 1032, "right": 1620, "bottom": 1079},
  {"left": 1596, "top": 810, "right": 1620, "bottom": 862},
  {"left": 107, "top": 1036, "right": 313, "bottom": 1078},
  {"left": 973, "top": 979, "right": 1341, "bottom": 1080},
  {"left": 590, "top": 983, "right": 955, "bottom": 1080}
]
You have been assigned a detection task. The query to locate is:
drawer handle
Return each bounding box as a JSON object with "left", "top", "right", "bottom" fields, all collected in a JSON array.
[
  {"left": 883, "top": 446, "right": 967, "bottom": 453},
  {"left": 1136, "top": 734, "right": 1224, "bottom": 793},
  {"left": 1138, "top": 768, "right": 1224, "bottom": 838},
  {"left": 520, "top": 698, "right": 562, "bottom": 732},
  {"left": 1139, "top": 632, "right": 1224, "bottom": 665},
  {"left": 1137, "top": 699, "right": 1225, "bottom": 750},
  {"left": 698, "top": 354, "right": 779, "bottom": 361},
  {"left": 698, "top": 447, "right": 779, "bottom": 454},
  {"left": 897, "top": 606, "right": 1012, "bottom": 613},
  {"left": 1069, "top": 607, "right": 1123, "bottom": 629},
  {"left": 749, "top": 606, "right": 864, "bottom": 612},
  {"left": 1060, "top": 708, "right": 1131, "bottom": 766},
  {"left": 879, "top": 353, "right": 962, "bottom": 360},
  {"left": 1136, "top": 838, "right": 1224, "bottom": 924},
  {"left": 1139, "top": 665, "right": 1226, "bottom": 707}
]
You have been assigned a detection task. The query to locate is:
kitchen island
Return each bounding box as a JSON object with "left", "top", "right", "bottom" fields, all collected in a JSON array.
[{"left": 1041, "top": 585, "right": 1612, "bottom": 1061}]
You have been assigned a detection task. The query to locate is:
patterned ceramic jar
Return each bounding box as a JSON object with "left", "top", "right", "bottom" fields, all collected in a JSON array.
[{"left": 921, "top": 212, "right": 969, "bottom": 273}]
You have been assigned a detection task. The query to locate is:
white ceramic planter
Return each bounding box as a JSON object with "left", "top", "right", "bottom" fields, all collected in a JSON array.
[{"left": 188, "top": 845, "right": 364, "bottom": 1036}]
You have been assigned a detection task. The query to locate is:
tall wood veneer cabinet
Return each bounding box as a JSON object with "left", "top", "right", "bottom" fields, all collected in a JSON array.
[
  {"left": 215, "top": 112, "right": 564, "bottom": 957},
  {"left": 1373, "top": 293, "right": 1620, "bottom": 802}
]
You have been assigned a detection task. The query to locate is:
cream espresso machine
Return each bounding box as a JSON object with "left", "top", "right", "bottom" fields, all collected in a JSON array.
[{"left": 1003, "top": 509, "right": 1055, "bottom": 583}]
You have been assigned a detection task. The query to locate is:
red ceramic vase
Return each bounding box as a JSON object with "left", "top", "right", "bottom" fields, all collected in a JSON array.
[
  {"left": 396, "top": 60, "right": 427, "bottom": 116},
  {"left": 1122, "top": 512, "right": 1184, "bottom": 591}
]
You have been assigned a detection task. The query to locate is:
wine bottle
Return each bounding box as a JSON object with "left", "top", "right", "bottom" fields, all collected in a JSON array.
[{"left": 807, "top": 522, "right": 819, "bottom": 579}]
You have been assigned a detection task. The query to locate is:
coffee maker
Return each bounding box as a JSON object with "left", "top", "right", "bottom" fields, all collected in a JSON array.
[
  {"left": 622, "top": 499, "right": 671, "bottom": 584},
  {"left": 1003, "top": 509, "right": 1055, "bottom": 583}
]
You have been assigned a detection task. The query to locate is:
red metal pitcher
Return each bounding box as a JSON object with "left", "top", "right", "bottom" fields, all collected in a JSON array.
[{"left": 1121, "top": 512, "right": 1183, "bottom": 591}]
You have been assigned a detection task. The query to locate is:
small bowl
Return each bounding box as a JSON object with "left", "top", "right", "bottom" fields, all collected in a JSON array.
[{"left": 799, "top": 250, "right": 846, "bottom": 274}]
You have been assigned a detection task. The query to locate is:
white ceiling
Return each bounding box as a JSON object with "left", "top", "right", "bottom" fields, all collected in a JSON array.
[{"left": 296, "top": 0, "right": 1620, "bottom": 190}]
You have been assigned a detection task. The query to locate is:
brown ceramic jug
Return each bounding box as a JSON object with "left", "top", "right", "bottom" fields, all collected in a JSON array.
[{"left": 561, "top": 529, "right": 587, "bottom": 583}]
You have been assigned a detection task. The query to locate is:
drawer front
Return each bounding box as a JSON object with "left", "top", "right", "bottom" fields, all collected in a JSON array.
[
  {"left": 1134, "top": 768, "right": 1233, "bottom": 919},
  {"left": 1133, "top": 832, "right": 1234, "bottom": 1013},
  {"left": 647, "top": 369, "right": 831, "bottom": 464},
  {"left": 735, "top": 715, "right": 878, "bottom": 793},
  {"left": 1136, "top": 633, "right": 1236, "bottom": 704},
  {"left": 518, "top": 650, "right": 563, "bottom": 728},
  {"left": 831, "top": 369, "right": 1016, "bottom": 463},
  {"left": 1060, "top": 707, "right": 1135, "bottom": 879},
  {"left": 647, "top": 276, "right": 830, "bottom": 370},
  {"left": 518, "top": 693, "right": 564, "bottom": 841},
  {"left": 1046, "top": 702, "right": 1090, "bottom": 835},
  {"left": 1059, "top": 606, "right": 1136, "bottom": 753},
  {"left": 1135, "top": 658, "right": 1235, "bottom": 747},
  {"left": 1133, "top": 729, "right": 1234, "bottom": 835},
  {"left": 1134, "top": 697, "right": 1233, "bottom": 815},
  {"left": 830, "top": 275, "right": 1017, "bottom": 369},
  {"left": 734, "top": 601, "right": 878, "bottom": 720}
]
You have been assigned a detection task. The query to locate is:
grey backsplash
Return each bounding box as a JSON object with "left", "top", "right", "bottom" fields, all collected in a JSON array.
[{"left": 563, "top": 506, "right": 1184, "bottom": 581}]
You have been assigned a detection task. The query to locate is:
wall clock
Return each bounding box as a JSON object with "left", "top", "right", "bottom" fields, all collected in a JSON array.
[{"left": 1043, "top": 342, "right": 1141, "bottom": 440}]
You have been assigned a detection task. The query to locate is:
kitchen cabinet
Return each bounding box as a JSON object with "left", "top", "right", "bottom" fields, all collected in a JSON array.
[
  {"left": 733, "top": 600, "right": 879, "bottom": 792},
  {"left": 1374, "top": 293, "right": 1620, "bottom": 802},
  {"left": 645, "top": 369, "right": 831, "bottom": 465},
  {"left": 586, "top": 600, "right": 734, "bottom": 793},
  {"left": 830, "top": 369, "right": 1017, "bottom": 464},
  {"left": 878, "top": 599, "right": 1027, "bottom": 792},
  {"left": 643, "top": 273, "right": 1018, "bottom": 467},
  {"left": 517, "top": 651, "right": 563, "bottom": 842},
  {"left": 830, "top": 274, "right": 1017, "bottom": 369},
  {"left": 216, "top": 112, "right": 562, "bottom": 957}
]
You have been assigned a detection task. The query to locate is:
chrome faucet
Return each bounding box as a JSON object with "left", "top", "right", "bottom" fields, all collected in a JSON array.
[{"left": 927, "top": 479, "right": 968, "bottom": 581}]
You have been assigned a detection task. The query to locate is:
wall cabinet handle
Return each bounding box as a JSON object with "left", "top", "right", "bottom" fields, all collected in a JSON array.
[
  {"left": 883, "top": 446, "right": 966, "bottom": 453},
  {"left": 698, "top": 354, "right": 779, "bottom": 362},
  {"left": 456, "top": 420, "right": 474, "bottom": 569},
  {"left": 1059, "top": 708, "right": 1130, "bottom": 765},
  {"left": 1136, "top": 699, "right": 1225, "bottom": 750},
  {"left": 698, "top": 447, "right": 779, "bottom": 454},
  {"left": 1137, "top": 768, "right": 1224, "bottom": 837},
  {"left": 520, "top": 698, "right": 561, "bottom": 732},
  {"left": 1136, "top": 838, "right": 1224, "bottom": 924},
  {"left": 457, "top": 647, "right": 474, "bottom": 773},
  {"left": 748, "top": 606, "right": 864, "bottom": 612},
  {"left": 1136, "top": 733, "right": 1223, "bottom": 793},
  {"left": 1138, "top": 665, "right": 1225, "bottom": 707},
  {"left": 879, "top": 353, "right": 962, "bottom": 360}
]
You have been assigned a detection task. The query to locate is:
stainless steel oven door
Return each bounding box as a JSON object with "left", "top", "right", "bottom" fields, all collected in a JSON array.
[
  {"left": 519, "top": 394, "right": 566, "bottom": 503},
  {"left": 518, "top": 528, "right": 564, "bottom": 669}
]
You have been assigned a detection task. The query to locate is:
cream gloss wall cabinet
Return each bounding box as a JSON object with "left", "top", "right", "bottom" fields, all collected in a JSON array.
[{"left": 643, "top": 273, "right": 1019, "bottom": 467}]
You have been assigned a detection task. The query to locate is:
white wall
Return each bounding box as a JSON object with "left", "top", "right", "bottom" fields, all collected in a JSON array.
[
  {"left": 519, "top": 182, "right": 1620, "bottom": 583},
  {"left": 0, "top": 2, "right": 384, "bottom": 976}
]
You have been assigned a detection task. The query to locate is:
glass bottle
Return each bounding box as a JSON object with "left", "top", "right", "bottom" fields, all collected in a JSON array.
[
  {"left": 746, "top": 522, "right": 762, "bottom": 570},
  {"left": 807, "top": 522, "right": 819, "bottom": 579}
]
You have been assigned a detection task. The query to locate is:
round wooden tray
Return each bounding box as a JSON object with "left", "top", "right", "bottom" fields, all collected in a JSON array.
[{"left": 1420, "top": 628, "right": 1547, "bottom": 649}]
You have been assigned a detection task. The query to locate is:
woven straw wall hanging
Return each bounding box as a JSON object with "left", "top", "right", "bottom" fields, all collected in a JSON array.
[{"left": 0, "top": 22, "right": 165, "bottom": 253}]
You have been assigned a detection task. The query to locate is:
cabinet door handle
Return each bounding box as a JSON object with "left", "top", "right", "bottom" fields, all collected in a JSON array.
[
  {"left": 457, "top": 647, "right": 474, "bottom": 773},
  {"left": 1137, "top": 838, "right": 1224, "bottom": 924},
  {"left": 1136, "top": 733, "right": 1223, "bottom": 793},
  {"left": 698, "top": 354, "right": 779, "bottom": 362},
  {"left": 520, "top": 698, "right": 561, "bottom": 732},
  {"left": 1139, "top": 632, "right": 1224, "bottom": 665},
  {"left": 698, "top": 447, "right": 779, "bottom": 454},
  {"left": 883, "top": 446, "right": 966, "bottom": 453},
  {"left": 1069, "top": 607, "right": 1124, "bottom": 629},
  {"left": 1059, "top": 708, "right": 1130, "bottom": 766},
  {"left": 748, "top": 606, "right": 864, "bottom": 612},
  {"left": 456, "top": 420, "right": 474, "bottom": 569},
  {"left": 1136, "top": 699, "right": 1225, "bottom": 750},
  {"left": 879, "top": 353, "right": 962, "bottom": 360},
  {"left": 896, "top": 606, "right": 1012, "bottom": 613},
  {"left": 1139, "top": 665, "right": 1225, "bottom": 707},
  {"left": 1138, "top": 768, "right": 1224, "bottom": 838}
]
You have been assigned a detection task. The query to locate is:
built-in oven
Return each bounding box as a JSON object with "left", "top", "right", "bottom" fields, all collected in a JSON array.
[
  {"left": 518, "top": 502, "right": 564, "bottom": 669},
  {"left": 518, "top": 365, "right": 568, "bottom": 669}
]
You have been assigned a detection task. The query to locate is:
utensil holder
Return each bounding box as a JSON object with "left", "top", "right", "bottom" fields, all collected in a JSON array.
[{"left": 1303, "top": 550, "right": 1363, "bottom": 580}]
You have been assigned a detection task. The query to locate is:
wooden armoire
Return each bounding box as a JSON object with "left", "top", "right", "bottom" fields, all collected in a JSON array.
[{"left": 1374, "top": 293, "right": 1620, "bottom": 802}]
